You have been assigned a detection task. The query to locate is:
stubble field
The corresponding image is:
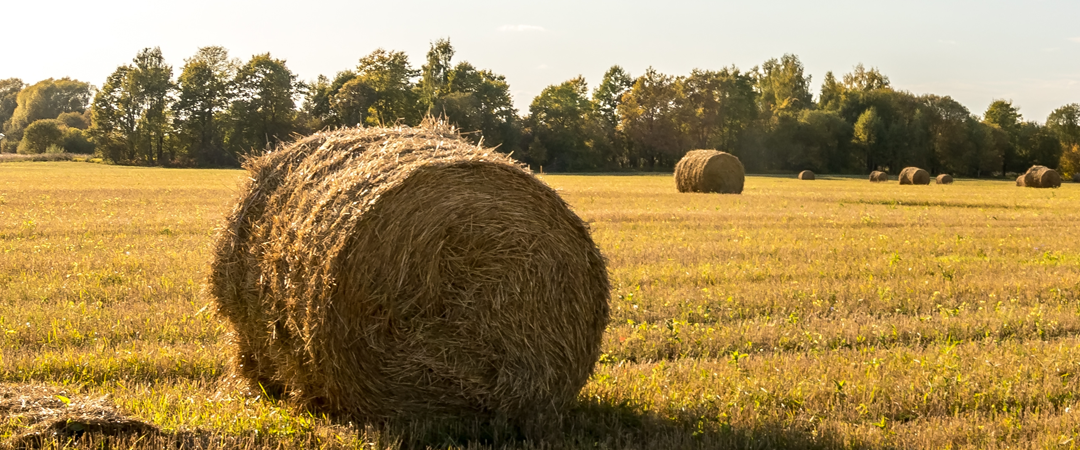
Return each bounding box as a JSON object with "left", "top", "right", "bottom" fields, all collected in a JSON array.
[{"left": 2, "top": 162, "right": 1079, "bottom": 449}]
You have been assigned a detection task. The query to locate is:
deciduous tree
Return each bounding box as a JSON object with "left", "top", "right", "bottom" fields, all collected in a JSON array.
[{"left": 225, "top": 53, "right": 299, "bottom": 159}]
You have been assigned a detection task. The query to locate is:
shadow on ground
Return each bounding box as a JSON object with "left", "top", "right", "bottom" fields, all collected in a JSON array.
[{"left": 1, "top": 383, "right": 895, "bottom": 450}]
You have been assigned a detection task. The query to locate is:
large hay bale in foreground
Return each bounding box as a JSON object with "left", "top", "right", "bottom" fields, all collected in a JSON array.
[
  {"left": 1022, "top": 165, "right": 1061, "bottom": 188},
  {"left": 798, "top": 170, "right": 815, "bottom": 180},
  {"left": 674, "top": 150, "right": 744, "bottom": 194},
  {"left": 207, "top": 124, "right": 610, "bottom": 424},
  {"left": 899, "top": 167, "right": 930, "bottom": 185},
  {"left": 869, "top": 171, "right": 888, "bottom": 182},
  {"left": 936, "top": 174, "right": 953, "bottom": 185}
]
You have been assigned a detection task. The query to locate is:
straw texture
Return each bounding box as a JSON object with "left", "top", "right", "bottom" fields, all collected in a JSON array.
[
  {"left": 207, "top": 123, "right": 610, "bottom": 425},
  {"left": 1021, "top": 165, "right": 1061, "bottom": 188},
  {"left": 899, "top": 167, "right": 930, "bottom": 185},
  {"left": 674, "top": 150, "right": 745, "bottom": 194}
]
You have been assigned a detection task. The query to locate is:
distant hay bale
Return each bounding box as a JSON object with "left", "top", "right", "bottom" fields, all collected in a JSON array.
[
  {"left": 935, "top": 174, "right": 953, "bottom": 185},
  {"left": 898, "top": 167, "right": 930, "bottom": 185},
  {"left": 1022, "top": 165, "right": 1061, "bottom": 188},
  {"left": 798, "top": 170, "right": 815, "bottom": 180},
  {"left": 1073, "top": 173, "right": 1080, "bottom": 183},
  {"left": 207, "top": 123, "right": 610, "bottom": 425},
  {"left": 674, "top": 150, "right": 745, "bottom": 194},
  {"left": 1016, "top": 175, "right": 1026, "bottom": 186},
  {"left": 869, "top": 171, "right": 888, "bottom": 182}
]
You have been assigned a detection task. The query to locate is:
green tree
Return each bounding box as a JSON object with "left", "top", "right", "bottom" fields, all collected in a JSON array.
[
  {"left": 354, "top": 49, "right": 420, "bottom": 126},
  {"left": 132, "top": 47, "right": 173, "bottom": 164},
  {"left": 434, "top": 62, "right": 517, "bottom": 149},
  {"left": 756, "top": 54, "right": 813, "bottom": 114},
  {"left": 419, "top": 38, "right": 454, "bottom": 112},
  {"left": 225, "top": 53, "right": 299, "bottom": 159},
  {"left": 331, "top": 76, "right": 374, "bottom": 127},
  {"left": 842, "top": 64, "right": 891, "bottom": 92},
  {"left": 792, "top": 109, "right": 853, "bottom": 172},
  {"left": 526, "top": 76, "right": 596, "bottom": 170},
  {"left": 413, "top": 40, "right": 517, "bottom": 150},
  {"left": 56, "top": 111, "right": 90, "bottom": 129},
  {"left": 174, "top": 46, "right": 237, "bottom": 165},
  {"left": 303, "top": 70, "right": 358, "bottom": 128},
  {"left": 1017, "top": 122, "right": 1061, "bottom": 168},
  {"left": 90, "top": 66, "right": 140, "bottom": 162},
  {"left": 922, "top": 95, "right": 972, "bottom": 174},
  {"left": 1046, "top": 104, "right": 1080, "bottom": 147},
  {"left": 0, "top": 78, "right": 25, "bottom": 151},
  {"left": 90, "top": 48, "right": 175, "bottom": 164},
  {"left": 1050, "top": 104, "right": 1080, "bottom": 178},
  {"left": 17, "top": 119, "right": 65, "bottom": 154},
  {"left": 969, "top": 121, "right": 1006, "bottom": 177},
  {"left": 618, "top": 68, "right": 685, "bottom": 169},
  {"left": 591, "top": 66, "right": 633, "bottom": 168},
  {"left": 818, "top": 71, "right": 843, "bottom": 111},
  {"left": 853, "top": 107, "right": 884, "bottom": 171},
  {"left": 61, "top": 128, "right": 94, "bottom": 154},
  {"left": 682, "top": 68, "right": 758, "bottom": 151},
  {"left": 593, "top": 66, "right": 633, "bottom": 128},
  {"left": 4, "top": 78, "right": 91, "bottom": 152},
  {"left": 983, "top": 100, "right": 1022, "bottom": 173}
]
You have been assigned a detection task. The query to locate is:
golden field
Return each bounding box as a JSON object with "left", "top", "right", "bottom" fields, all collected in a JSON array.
[{"left": 2, "top": 162, "right": 1079, "bottom": 449}]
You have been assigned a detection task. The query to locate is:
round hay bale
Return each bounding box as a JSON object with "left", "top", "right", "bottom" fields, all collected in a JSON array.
[
  {"left": 1022, "top": 165, "right": 1046, "bottom": 187},
  {"left": 798, "top": 170, "right": 815, "bottom": 180},
  {"left": 674, "top": 150, "right": 744, "bottom": 194},
  {"left": 869, "top": 171, "right": 888, "bottom": 182},
  {"left": 898, "top": 167, "right": 930, "bottom": 185},
  {"left": 207, "top": 124, "right": 610, "bottom": 424},
  {"left": 1073, "top": 173, "right": 1080, "bottom": 183},
  {"left": 935, "top": 174, "right": 953, "bottom": 185},
  {"left": 1022, "top": 165, "right": 1062, "bottom": 188},
  {"left": 1017, "top": 175, "right": 1026, "bottom": 186}
]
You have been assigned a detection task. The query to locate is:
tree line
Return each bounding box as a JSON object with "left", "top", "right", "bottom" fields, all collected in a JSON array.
[{"left": 2, "top": 41, "right": 1079, "bottom": 177}]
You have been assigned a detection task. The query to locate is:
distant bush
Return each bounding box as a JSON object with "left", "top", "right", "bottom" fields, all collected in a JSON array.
[
  {"left": 61, "top": 127, "right": 94, "bottom": 154},
  {"left": 17, "top": 119, "right": 64, "bottom": 154},
  {"left": 16, "top": 118, "right": 94, "bottom": 154}
]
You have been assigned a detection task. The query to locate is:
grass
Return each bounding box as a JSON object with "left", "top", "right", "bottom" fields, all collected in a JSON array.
[{"left": 2, "top": 162, "right": 1080, "bottom": 449}]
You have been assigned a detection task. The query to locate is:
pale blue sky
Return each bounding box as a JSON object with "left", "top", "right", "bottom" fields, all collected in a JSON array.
[{"left": 6, "top": 0, "right": 1079, "bottom": 120}]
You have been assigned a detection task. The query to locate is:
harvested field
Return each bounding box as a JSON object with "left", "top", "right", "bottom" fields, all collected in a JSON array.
[{"left": 2, "top": 164, "right": 1080, "bottom": 449}]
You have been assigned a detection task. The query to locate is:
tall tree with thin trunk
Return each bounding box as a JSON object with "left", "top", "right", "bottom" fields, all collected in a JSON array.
[{"left": 174, "top": 46, "right": 237, "bottom": 165}]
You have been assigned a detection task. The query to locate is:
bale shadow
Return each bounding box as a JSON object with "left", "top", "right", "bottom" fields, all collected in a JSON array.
[{"left": 370, "top": 397, "right": 902, "bottom": 450}]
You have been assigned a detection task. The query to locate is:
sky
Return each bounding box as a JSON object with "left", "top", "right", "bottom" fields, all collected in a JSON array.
[{"left": 5, "top": 0, "right": 1079, "bottom": 121}]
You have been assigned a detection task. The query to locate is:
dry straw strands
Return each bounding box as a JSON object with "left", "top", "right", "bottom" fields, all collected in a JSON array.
[
  {"left": 869, "top": 171, "right": 888, "bottom": 182},
  {"left": 899, "top": 167, "right": 930, "bottom": 185},
  {"left": 1021, "top": 165, "right": 1061, "bottom": 188},
  {"left": 674, "top": 150, "right": 745, "bottom": 194},
  {"left": 207, "top": 122, "right": 610, "bottom": 425},
  {"left": 798, "top": 170, "right": 815, "bottom": 180},
  {"left": 936, "top": 174, "right": 954, "bottom": 185}
]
